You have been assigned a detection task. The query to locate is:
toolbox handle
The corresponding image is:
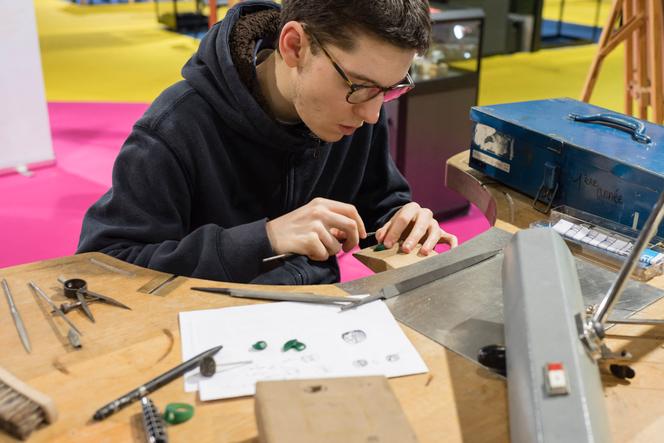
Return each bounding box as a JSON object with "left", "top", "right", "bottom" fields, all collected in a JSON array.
[{"left": 568, "top": 113, "right": 652, "bottom": 144}]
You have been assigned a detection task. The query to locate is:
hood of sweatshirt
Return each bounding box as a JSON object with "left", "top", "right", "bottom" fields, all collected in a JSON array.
[{"left": 181, "top": 1, "right": 317, "bottom": 153}]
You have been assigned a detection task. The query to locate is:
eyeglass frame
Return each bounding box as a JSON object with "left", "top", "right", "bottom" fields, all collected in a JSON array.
[{"left": 305, "top": 29, "right": 415, "bottom": 104}]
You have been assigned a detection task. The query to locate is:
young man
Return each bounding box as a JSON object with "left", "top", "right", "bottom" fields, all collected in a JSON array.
[{"left": 77, "top": 0, "right": 458, "bottom": 285}]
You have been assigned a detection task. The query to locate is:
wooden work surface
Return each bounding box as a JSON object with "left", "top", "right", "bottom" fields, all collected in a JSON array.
[
  {"left": 0, "top": 252, "right": 507, "bottom": 443},
  {"left": 2, "top": 153, "right": 664, "bottom": 442},
  {"left": 446, "top": 149, "right": 664, "bottom": 442}
]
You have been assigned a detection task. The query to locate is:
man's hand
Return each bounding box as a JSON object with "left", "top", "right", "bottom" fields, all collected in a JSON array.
[
  {"left": 375, "top": 202, "right": 458, "bottom": 256},
  {"left": 266, "top": 198, "right": 367, "bottom": 261}
]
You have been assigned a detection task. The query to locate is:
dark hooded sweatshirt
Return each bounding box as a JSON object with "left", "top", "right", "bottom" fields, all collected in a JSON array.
[{"left": 77, "top": 1, "right": 411, "bottom": 285}]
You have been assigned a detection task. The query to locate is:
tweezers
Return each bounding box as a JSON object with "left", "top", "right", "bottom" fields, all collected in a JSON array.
[{"left": 191, "top": 286, "right": 353, "bottom": 305}]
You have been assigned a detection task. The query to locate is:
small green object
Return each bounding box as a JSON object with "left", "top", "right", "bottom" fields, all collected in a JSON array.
[
  {"left": 282, "top": 339, "right": 306, "bottom": 352},
  {"left": 163, "top": 403, "right": 194, "bottom": 425},
  {"left": 252, "top": 340, "right": 268, "bottom": 350},
  {"left": 373, "top": 243, "right": 387, "bottom": 252}
]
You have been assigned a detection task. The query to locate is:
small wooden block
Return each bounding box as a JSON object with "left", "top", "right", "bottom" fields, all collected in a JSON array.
[
  {"left": 353, "top": 244, "right": 438, "bottom": 273},
  {"left": 255, "top": 376, "right": 418, "bottom": 443}
]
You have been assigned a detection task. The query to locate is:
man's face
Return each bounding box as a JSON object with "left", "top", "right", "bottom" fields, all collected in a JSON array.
[{"left": 292, "top": 32, "right": 416, "bottom": 143}]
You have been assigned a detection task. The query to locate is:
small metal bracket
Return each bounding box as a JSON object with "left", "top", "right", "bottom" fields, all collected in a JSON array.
[
  {"left": 577, "top": 312, "right": 634, "bottom": 365},
  {"left": 532, "top": 162, "right": 560, "bottom": 213},
  {"left": 599, "top": 344, "right": 632, "bottom": 363},
  {"left": 576, "top": 313, "right": 603, "bottom": 361}
]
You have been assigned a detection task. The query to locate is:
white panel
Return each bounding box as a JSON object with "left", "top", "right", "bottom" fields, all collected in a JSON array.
[{"left": 0, "top": 0, "right": 54, "bottom": 174}]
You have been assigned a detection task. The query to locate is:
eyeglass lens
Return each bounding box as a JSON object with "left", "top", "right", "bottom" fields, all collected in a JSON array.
[{"left": 347, "top": 85, "right": 413, "bottom": 104}]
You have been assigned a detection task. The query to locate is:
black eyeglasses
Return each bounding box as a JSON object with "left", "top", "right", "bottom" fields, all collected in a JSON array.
[{"left": 307, "top": 31, "right": 415, "bottom": 104}]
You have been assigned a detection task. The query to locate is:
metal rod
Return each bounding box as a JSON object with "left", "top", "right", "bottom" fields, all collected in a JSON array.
[
  {"left": 75, "top": 289, "right": 96, "bottom": 323},
  {"left": 29, "top": 281, "right": 83, "bottom": 336},
  {"left": 262, "top": 252, "right": 293, "bottom": 263},
  {"left": 262, "top": 231, "right": 376, "bottom": 263},
  {"left": 191, "top": 287, "right": 352, "bottom": 304},
  {"left": 592, "top": 191, "right": 664, "bottom": 326},
  {"left": 606, "top": 318, "right": 664, "bottom": 326},
  {"left": 2, "top": 279, "right": 31, "bottom": 353},
  {"left": 89, "top": 258, "right": 135, "bottom": 276},
  {"left": 57, "top": 298, "right": 102, "bottom": 314}
]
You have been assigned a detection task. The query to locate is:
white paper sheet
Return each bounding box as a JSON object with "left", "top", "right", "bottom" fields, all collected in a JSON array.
[{"left": 179, "top": 300, "right": 428, "bottom": 401}]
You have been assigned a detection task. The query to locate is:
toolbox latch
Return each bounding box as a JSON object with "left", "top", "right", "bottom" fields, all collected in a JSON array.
[{"left": 532, "top": 162, "right": 560, "bottom": 214}]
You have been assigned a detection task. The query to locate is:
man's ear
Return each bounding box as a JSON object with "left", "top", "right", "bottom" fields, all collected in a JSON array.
[{"left": 278, "top": 21, "right": 308, "bottom": 68}]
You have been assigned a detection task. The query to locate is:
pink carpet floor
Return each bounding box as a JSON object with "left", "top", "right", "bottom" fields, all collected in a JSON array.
[{"left": 0, "top": 102, "right": 490, "bottom": 281}]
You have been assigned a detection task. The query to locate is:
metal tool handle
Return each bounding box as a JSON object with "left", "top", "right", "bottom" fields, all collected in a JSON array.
[
  {"left": 2, "top": 279, "right": 17, "bottom": 311},
  {"left": 262, "top": 232, "right": 377, "bottom": 263},
  {"left": 141, "top": 397, "right": 168, "bottom": 443},
  {"left": 569, "top": 112, "right": 652, "bottom": 144},
  {"left": 262, "top": 252, "right": 293, "bottom": 263},
  {"left": 193, "top": 287, "right": 352, "bottom": 304},
  {"left": 29, "top": 281, "right": 83, "bottom": 336},
  {"left": 58, "top": 299, "right": 100, "bottom": 314},
  {"left": 2, "top": 279, "right": 32, "bottom": 353},
  {"left": 93, "top": 345, "right": 222, "bottom": 421}
]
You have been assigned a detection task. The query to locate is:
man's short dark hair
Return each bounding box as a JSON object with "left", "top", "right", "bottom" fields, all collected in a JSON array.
[{"left": 280, "top": 0, "right": 432, "bottom": 55}]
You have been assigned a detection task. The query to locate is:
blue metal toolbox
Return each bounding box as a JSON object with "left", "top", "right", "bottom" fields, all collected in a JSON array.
[{"left": 468, "top": 97, "right": 664, "bottom": 235}]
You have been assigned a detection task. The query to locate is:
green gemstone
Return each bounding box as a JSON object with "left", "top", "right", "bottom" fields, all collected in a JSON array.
[
  {"left": 252, "top": 340, "right": 267, "bottom": 350},
  {"left": 283, "top": 339, "right": 306, "bottom": 352}
]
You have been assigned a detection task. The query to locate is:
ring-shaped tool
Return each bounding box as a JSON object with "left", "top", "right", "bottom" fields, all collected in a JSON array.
[
  {"left": 163, "top": 403, "right": 194, "bottom": 425},
  {"left": 61, "top": 277, "right": 131, "bottom": 311},
  {"left": 63, "top": 278, "right": 88, "bottom": 298}
]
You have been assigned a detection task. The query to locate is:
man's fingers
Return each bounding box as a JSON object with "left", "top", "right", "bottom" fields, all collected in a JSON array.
[
  {"left": 401, "top": 209, "right": 433, "bottom": 253},
  {"left": 319, "top": 211, "right": 361, "bottom": 252},
  {"left": 419, "top": 221, "right": 443, "bottom": 255},
  {"left": 439, "top": 230, "right": 459, "bottom": 248},
  {"left": 329, "top": 227, "right": 345, "bottom": 240},
  {"left": 317, "top": 224, "right": 342, "bottom": 256},
  {"left": 312, "top": 198, "right": 366, "bottom": 238},
  {"left": 307, "top": 240, "right": 331, "bottom": 261},
  {"left": 307, "top": 226, "right": 340, "bottom": 261},
  {"left": 375, "top": 222, "right": 390, "bottom": 244},
  {"left": 383, "top": 203, "right": 420, "bottom": 248}
]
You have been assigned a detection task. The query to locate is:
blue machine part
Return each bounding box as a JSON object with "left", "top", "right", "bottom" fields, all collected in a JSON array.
[{"left": 469, "top": 98, "right": 664, "bottom": 236}]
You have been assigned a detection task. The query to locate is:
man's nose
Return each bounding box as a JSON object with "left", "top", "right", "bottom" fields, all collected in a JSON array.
[{"left": 352, "top": 94, "right": 383, "bottom": 125}]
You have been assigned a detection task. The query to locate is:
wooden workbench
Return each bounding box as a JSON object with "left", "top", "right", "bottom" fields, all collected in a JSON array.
[
  {"left": 0, "top": 252, "right": 507, "bottom": 443},
  {"left": 2, "top": 152, "right": 664, "bottom": 442}
]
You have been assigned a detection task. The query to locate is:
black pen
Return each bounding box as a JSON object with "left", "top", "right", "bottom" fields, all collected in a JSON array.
[{"left": 92, "top": 345, "right": 222, "bottom": 421}]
